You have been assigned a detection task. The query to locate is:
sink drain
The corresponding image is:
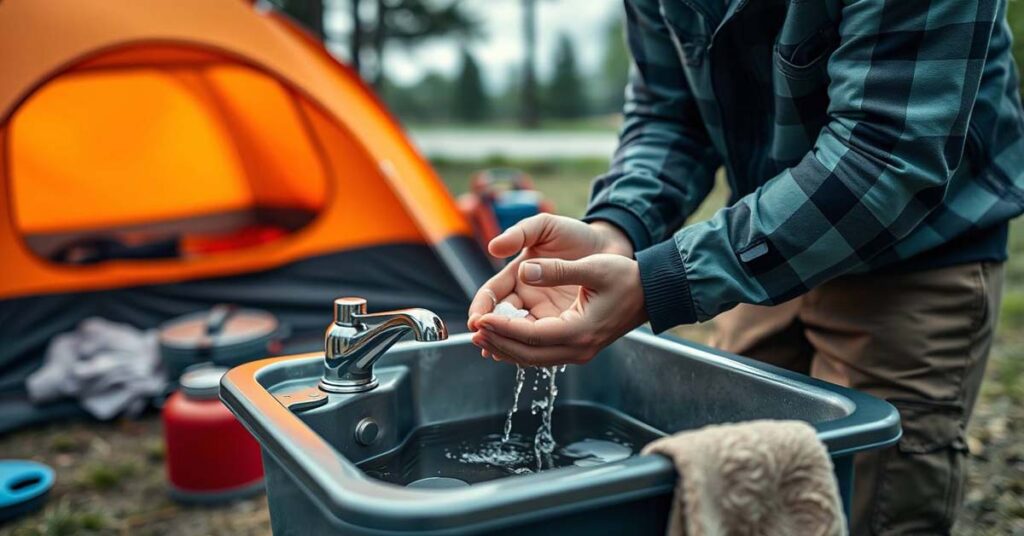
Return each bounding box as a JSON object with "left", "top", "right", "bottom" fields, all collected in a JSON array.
[{"left": 406, "top": 477, "right": 469, "bottom": 489}]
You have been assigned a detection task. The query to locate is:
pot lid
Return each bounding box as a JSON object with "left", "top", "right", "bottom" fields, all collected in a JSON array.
[{"left": 159, "top": 304, "right": 278, "bottom": 351}]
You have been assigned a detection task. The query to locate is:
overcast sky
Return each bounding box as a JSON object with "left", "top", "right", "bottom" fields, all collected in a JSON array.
[{"left": 325, "top": 0, "right": 623, "bottom": 91}]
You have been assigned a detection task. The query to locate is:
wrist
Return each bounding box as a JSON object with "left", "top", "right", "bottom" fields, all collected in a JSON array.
[{"left": 589, "top": 221, "right": 634, "bottom": 257}]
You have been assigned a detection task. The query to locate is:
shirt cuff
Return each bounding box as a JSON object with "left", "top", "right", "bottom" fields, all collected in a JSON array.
[
  {"left": 636, "top": 238, "right": 697, "bottom": 332},
  {"left": 582, "top": 206, "right": 653, "bottom": 252}
]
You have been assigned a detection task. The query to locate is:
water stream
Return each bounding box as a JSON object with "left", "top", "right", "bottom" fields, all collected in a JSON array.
[
  {"left": 502, "top": 365, "right": 526, "bottom": 442},
  {"left": 486, "top": 304, "right": 601, "bottom": 472}
]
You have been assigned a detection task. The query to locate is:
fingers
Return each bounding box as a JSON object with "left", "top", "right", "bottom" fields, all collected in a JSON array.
[
  {"left": 518, "top": 256, "right": 610, "bottom": 289},
  {"left": 467, "top": 287, "right": 497, "bottom": 330},
  {"left": 472, "top": 330, "right": 585, "bottom": 366},
  {"left": 487, "top": 213, "right": 553, "bottom": 258},
  {"left": 477, "top": 313, "right": 583, "bottom": 346},
  {"left": 467, "top": 259, "right": 523, "bottom": 330}
]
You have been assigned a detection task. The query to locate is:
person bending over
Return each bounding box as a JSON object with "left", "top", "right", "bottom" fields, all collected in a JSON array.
[{"left": 467, "top": 0, "right": 1024, "bottom": 534}]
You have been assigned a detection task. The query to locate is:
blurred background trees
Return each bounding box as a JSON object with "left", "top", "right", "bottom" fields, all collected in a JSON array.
[
  {"left": 542, "top": 34, "right": 587, "bottom": 119},
  {"left": 273, "top": 0, "right": 1024, "bottom": 130},
  {"left": 453, "top": 49, "right": 490, "bottom": 122},
  {"left": 271, "top": 0, "right": 628, "bottom": 129}
]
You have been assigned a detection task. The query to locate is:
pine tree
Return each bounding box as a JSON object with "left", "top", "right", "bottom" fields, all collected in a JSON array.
[
  {"left": 453, "top": 49, "right": 489, "bottom": 123},
  {"left": 600, "top": 17, "right": 630, "bottom": 114},
  {"left": 544, "top": 34, "right": 588, "bottom": 119},
  {"left": 520, "top": 0, "right": 540, "bottom": 128}
]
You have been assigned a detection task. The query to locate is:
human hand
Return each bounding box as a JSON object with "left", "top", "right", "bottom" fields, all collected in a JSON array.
[
  {"left": 467, "top": 214, "right": 633, "bottom": 334},
  {"left": 471, "top": 254, "right": 647, "bottom": 366}
]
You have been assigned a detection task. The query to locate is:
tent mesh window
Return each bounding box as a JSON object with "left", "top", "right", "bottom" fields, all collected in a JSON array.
[{"left": 8, "top": 46, "right": 329, "bottom": 264}]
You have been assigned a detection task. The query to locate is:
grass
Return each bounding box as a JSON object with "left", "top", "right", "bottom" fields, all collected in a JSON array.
[
  {"left": 12, "top": 499, "right": 107, "bottom": 536},
  {"left": 433, "top": 156, "right": 731, "bottom": 222},
  {"left": 76, "top": 461, "right": 138, "bottom": 491},
  {"left": 408, "top": 116, "right": 622, "bottom": 134}
]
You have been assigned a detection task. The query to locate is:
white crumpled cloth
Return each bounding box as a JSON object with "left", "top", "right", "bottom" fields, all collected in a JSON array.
[{"left": 26, "top": 318, "right": 166, "bottom": 420}]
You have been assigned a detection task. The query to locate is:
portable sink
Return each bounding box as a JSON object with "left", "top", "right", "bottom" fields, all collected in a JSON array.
[{"left": 221, "top": 330, "right": 901, "bottom": 535}]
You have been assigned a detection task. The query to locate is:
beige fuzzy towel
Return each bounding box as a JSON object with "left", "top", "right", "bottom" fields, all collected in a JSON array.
[{"left": 642, "top": 420, "right": 845, "bottom": 536}]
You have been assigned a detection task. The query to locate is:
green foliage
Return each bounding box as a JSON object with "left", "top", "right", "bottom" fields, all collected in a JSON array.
[
  {"left": 375, "top": 0, "right": 481, "bottom": 45},
  {"left": 598, "top": 16, "right": 630, "bottom": 114},
  {"left": 274, "top": 0, "right": 324, "bottom": 37},
  {"left": 380, "top": 71, "right": 454, "bottom": 123},
  {"left": 453, "top": 49, "right": 489, "bottom": 122},
  {"left": 1000, "top": 291, "right": 1024, "bottom": 334},
  {"left": 543, "top": 34, "right": 588, "bottom": 119},
  {"left": 1010, "top": 1, "right": 1024, "bottom": 93}
]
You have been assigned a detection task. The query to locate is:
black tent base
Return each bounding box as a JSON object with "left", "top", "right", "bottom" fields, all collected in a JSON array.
[{"left": 0, "top": 239, "right": 492, "bottom": 432}]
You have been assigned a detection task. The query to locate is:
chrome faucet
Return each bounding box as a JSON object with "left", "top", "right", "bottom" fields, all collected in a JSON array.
[{"left": 319, "top": 297, "right": 448, "bottom": 393}]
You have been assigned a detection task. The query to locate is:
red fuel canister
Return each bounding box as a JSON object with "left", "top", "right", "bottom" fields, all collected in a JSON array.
[{"left": 162, "top": 366, "right": 264, "bottom": 503}]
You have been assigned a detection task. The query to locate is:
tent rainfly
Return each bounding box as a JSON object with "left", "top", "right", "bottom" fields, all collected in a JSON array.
[{"left": 0, "top": 0, "right": 493, "bottom": 398}]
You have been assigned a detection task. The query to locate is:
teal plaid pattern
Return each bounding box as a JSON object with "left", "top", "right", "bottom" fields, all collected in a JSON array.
[{"left": 586, "top": 0, "right": 1024, "bottom": 330}]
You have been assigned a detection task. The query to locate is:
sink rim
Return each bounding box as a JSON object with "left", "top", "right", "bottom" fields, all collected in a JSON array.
[{"left": 220, "top": 330, "right": 901, "bottom": 532}]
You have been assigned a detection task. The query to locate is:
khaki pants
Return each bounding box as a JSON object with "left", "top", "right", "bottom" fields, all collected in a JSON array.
[{"left": 710, "top": 262, "right": 1004, "bottom": 536}]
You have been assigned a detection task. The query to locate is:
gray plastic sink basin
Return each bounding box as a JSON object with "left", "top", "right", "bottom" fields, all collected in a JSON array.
[{"left": 221, "top": 330, "right": 901, "bottom": 535}]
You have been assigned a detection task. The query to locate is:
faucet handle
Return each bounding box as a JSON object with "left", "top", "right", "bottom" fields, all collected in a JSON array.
[{"left": 333, "top": 297, "right": 367, "bottom": 326}]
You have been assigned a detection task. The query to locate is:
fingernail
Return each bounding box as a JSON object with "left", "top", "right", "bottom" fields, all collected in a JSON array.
[{"left": 523, "top": 262, "right": 542, "bottom": 282}]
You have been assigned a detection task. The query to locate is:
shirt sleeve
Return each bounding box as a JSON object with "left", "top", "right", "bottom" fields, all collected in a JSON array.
[
  {"left": 638, "top": 0, "right": 997, "bottom": 332},
  {"left": 583, "top": 0, "right": 722, "bottom": 252}
]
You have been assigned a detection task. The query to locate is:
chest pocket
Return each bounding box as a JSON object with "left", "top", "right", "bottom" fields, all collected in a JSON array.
[
  {"left": 775, "top": 24, "right": 838, "bottom": 80},
  {"left": 659, "top": 2, "right": 714, "bottom": 98},
  {"left": 773, "top": 0, "right": 839, "bottom": 79},
  {"left": 770, "top": 1, "right": 839, "bottom": 165}
]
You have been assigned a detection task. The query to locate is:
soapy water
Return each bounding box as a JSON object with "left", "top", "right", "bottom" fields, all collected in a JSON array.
[
  {"left": 358, "top": 404, "right": 658, "bottom": 485},
  {"left": 447, "top": 432, "right": 636, "bottom": 475}
]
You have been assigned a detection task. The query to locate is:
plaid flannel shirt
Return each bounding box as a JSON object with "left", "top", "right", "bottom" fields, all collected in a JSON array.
[{"left": 586, "top": 0, "right": 1024, "bottom": 331}]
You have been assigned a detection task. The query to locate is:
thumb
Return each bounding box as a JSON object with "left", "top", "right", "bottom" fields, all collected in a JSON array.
[
  {"left": 488, "top": 213, "right": 551, "bottom": 258},
  {"left": 518, "top": 257, "right": 608, "bottom": 289}
]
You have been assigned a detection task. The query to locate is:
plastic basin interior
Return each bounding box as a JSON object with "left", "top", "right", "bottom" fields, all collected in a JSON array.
[{"left": 221, "top": 330, "right": 901, "bottom": 533}]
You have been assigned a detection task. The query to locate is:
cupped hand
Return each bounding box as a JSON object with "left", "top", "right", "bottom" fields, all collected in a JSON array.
[
  {"left": 467, "top": 214, "right": 633, "bottom": 335},
  {"left": 471, "top": 254, "right": 648, "bottom": 366}
]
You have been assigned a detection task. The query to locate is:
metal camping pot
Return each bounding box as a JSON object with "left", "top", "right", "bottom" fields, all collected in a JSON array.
[
  {"left": 158, "top": 304, "right": 283, "bottom": 380},
  {"left": 162, "top": 366, "right": 264, "bottom": 504}
]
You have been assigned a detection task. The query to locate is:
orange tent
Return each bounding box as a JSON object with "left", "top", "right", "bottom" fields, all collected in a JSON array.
[{"left": 0, "top": 0, "right": 491, "bottom": 390}]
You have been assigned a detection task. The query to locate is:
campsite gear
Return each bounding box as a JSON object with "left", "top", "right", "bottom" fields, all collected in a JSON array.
[
  {"left": 0, "top": 460, "right": 54, "bottom": 523},
  {"left": 711, "top": 261, "right": 1004, "bottom": 535},
  {"left": 159, "top": 305, "right": 283, "bottom": 381},
  {"left": 0, "top": 0, "right": 493, "bottom": 423},
  {"left": 221, "top": 329, "right": 900, "bottom": 534},
  {"left": 25, "top": 318, "right": 164, "bottom": 420},
  {"left": 458, "top": 169, "right": 554, "bottom": 252},
  {"left": 163, "top": 366, "right": 263, "bottom": 504},
  {"left": 320, "top": 297, "right": 447, "bottom": 394},
  {"left": 642, "top": 420, "right": 844, "bottom": 536}
]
